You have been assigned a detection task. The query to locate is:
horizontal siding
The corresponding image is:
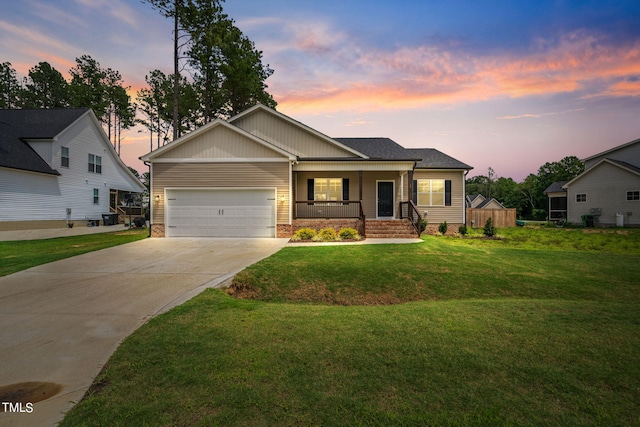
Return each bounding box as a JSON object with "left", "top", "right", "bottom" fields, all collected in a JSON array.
[
  {"left": 152, "top": 162, "right": 290, "bottom": 224},
  {"left": 1, "top": 115, "right": 142, "bottom": 223},
  {"left": 233, "top": 109, "right": 353, "bottom": 158},
  {"left": 155, "top": 125, "right": 285, "bottom": 160},
  {"left": 584, "top": 142, "right": 640, "bottom": 170},
  {"left": 410, "top": 170, "right": 465, "bottom": 224},
  {"left": 567, "top": 162, "right": 640, "bottom": 225}
]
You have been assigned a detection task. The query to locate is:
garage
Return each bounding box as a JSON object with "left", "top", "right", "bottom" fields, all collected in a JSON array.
[{"left": 165, "top": 188, "right": 277, "bottom": 237}]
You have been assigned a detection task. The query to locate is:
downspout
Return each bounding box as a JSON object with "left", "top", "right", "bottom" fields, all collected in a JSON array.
[
  {"left": 144, "top": 160, "right": 152, "bottom": 237},
  {"left": 463, "top": 170, "right": 469, "bottom": 226}
]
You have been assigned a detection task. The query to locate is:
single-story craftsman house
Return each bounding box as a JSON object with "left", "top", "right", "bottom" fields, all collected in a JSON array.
[
  {"left": 0, "top": 108, "right": 145, "bottom": 230},
  {"left": 545, "top": 137, "right": 640, "bottom": 226},
  {"left": 140, "top": 104, "right": 473, "bottom": 238}
]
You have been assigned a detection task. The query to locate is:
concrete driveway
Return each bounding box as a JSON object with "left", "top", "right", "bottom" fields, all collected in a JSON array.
[{"left": 0, "top": 237, "right": 287, "bottom": 427}]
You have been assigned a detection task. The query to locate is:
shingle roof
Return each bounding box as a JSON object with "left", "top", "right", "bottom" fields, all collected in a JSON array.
[
  {"left": 407, "top": 148, "right": 473, "bottom": 170},
  {"left": 333, "top": 137, "right": 421, "bottom": 160},
  {"left": 0, "top": 109, "right": 89, "bottom": 175},
  {"left": 543, "top": 181, "right": 568, "bottom": 194}
]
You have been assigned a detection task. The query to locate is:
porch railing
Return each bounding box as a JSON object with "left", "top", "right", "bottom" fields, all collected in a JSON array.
[
  {"left": 399, "top": 201, "right": 422, "bottom": 237},
  {"left": 295, "top": 200, "right": 366, "bottom": 236}
]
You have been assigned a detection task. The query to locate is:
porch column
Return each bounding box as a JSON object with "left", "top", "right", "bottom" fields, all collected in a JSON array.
[
  {"left": 359, "top": 170, "right": 363, "bottom": 201},
  {"left": 292, "top": 171, "right": 297, "bottom": 219}
]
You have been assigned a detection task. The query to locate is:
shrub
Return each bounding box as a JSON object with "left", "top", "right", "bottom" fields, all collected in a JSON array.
[
  {"left": 419, "top": 218, "right": 428, "bottom": 233},
  {"left": 313, "top": 227, "right": 339, "bottom": 241},
  {"left": 338, "top": 227, "right": 361, "bottom": 240},
  {"left": 438, "top": 221, "right": 448, "bottom": 235},
  {"left": 483, "top": 217, "right": 497, "bottom": 237},
  {"left": 458, "top": 225, "right": 468, "bottom": 236},
  {"left": 291, "top": 227, "right": 316, "bottom": 241}
]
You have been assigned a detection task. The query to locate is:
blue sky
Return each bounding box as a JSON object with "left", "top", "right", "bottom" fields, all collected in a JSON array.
[{"left": 2, "top": 0, "right": 640, "bottom": 180}]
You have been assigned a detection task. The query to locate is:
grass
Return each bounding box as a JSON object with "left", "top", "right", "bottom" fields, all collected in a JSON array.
[
  {"left": 0, "top": 229, "right": 148, "bottom": 277},
  {"left": 59, "top": 227, "right": 640, "bottom": 426}
]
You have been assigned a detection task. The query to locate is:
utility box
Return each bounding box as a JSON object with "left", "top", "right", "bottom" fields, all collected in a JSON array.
[{"left": 616, "top": 212, "right": 624, "bottom": 227}]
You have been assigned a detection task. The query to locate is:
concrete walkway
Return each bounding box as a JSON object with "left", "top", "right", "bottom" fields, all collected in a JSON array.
[{"left": 0, "top": 237, "right": 288, "bottom": 427}]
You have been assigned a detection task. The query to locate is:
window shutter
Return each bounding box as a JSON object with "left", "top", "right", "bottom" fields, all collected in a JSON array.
[
  {"left": 342, "top": 179, "right": 349, "bottom": 200},
  {"left": 412, "top": 180, "right": 417, "bottom": 204},
  {"left": 307, "top": 179, "right": 314, "bottom": 201},
  {"left": 445, "top": 180, "right": 452, "bottom": 206}
]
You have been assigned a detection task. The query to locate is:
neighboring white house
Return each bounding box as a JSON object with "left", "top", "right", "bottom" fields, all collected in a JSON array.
[
  {"left": 0, "top": 108, "right": 145, "bottom": 230},
  {"left": 560, "top": 138, "right": 640, "bottom": 227}
]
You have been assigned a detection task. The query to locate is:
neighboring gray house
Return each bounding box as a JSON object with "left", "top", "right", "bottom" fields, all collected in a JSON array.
[
  {"left": 0, "top": 109, "right": 145, "bottom": 230},
  {"left": 140, "top": 104, "right": 473, "bottom": 238},
  {"left": 561, "top": 138, "right": 640, "bottom": 226}
]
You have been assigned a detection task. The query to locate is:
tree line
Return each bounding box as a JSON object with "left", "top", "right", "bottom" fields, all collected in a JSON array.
[
  {"left": 466, "top": 156, "right": 585, "bottom": 219},
  {"left": 0, "top": 0, "right": 275, "bottom": 153}
]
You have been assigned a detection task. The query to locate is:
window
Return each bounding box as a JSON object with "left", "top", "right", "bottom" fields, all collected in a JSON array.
[
  {"left": 416, "top": 179, "right": 445, "bottom": 206},
  {"left": 627, "top": 191, "right": 640, "bottom": 201},
  {"left": 61, "top": 147, "right": 69, "bottom": 168},
  {"left": 93, "top": 188, "right": 99, "bottom": 204},
  {"left": 88, "top": 154, "right": 102, "bottom": 174},
  {"left": 576, "top": 193, "right": 587, "bottom": 203},
  {"left": 314, "top": 178, "right": 342, "bottom": 201}
]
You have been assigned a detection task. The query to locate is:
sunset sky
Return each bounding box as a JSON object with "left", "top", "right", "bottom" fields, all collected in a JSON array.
[{"left": 2, "top": 0, "right": 640, "bottom": 181}]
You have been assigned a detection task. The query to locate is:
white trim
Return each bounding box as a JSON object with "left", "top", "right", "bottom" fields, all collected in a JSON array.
[
  {"left": 294, "top": 160, "right": 415, "bottom": 172},
  {"left": 376, "top": 180, "right": 395, "bottom": 218},
  {"left": 150, "top": 157, "right": 291, "bottom": 163}
]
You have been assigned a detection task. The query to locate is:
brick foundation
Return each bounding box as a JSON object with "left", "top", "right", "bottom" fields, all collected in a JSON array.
[
  {"left": 150, "top": 223, "right": 165, "bottom": 237},
  {"left": 277, "top": 224, "right": 292, "bottom": 238}
]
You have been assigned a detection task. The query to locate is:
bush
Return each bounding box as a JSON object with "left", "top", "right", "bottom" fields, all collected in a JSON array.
[
  {"left": 438, "top": 221, "right": 448, "bottom": 235},
  {"left": 313, "top": 227, "right": 339, "bottom": 242},
  {"left": 291, "top": 227, "right": 316, "bottom": 241},
  {"left": 419, "top": 218, "right": 428, "bottom": 233},
  {"left": 483, "top": 217, "right": 497, "bottom": 237},
  {"left": 458, "top": 225, "right": 468, "bottom": 236},
  {"left": 338, "top": 227, "right": 361, "bottom": 240}
]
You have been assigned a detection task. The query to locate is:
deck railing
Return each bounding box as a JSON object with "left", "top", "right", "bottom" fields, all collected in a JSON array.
[{"left": 399, "top": 201, "right": 422, "bottom": 237}]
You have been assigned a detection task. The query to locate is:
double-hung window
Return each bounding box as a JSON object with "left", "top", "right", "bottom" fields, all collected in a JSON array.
[
  {"left": 61, "top": 147, "right": 69, "bottom": 168},
  {"left": 576, "top": 193, "right": 587, "bottom": 203},
  {"left": 93, "top": 188, "right": 99, "bottom": 204},
  {"left": 314, "top": 178, "right": 342, "bottom": 201},
  {"left": 413, "top": 179, "right": 452, "bottom": 206},
  {"left": 88, "top": 154, "right": 102, "bottom": 174},
  {"left": 627, "top": 190, "right": 640, "bottom": 201}
]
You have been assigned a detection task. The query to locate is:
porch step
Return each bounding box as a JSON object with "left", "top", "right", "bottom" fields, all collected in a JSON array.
[{"left": 365, "top": 220, "right": 419, "bottom": 238}]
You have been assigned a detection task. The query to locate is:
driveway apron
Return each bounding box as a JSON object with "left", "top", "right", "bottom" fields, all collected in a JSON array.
[{"left": 0, "top": 237, "right": 287, "bottom": 427}]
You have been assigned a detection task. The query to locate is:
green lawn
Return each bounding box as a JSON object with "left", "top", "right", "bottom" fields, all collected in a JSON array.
[
  {"left": 60, "top": 228, "right": 640, "bottom": 426},
  {"left": 0, "top": 229, "right": 148, "bottom": 277}
]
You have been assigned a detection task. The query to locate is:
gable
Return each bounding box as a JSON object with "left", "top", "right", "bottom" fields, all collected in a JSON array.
[
  {"left": 153, "top": 123, "right": 291, "bottom": 161},
  {"left": 564, "top": 158, "right": 640, "bottom": 190},
  {"left": 230, "top": 107, "right": 361, "bottom": 158},
  {"left": 583, "top": 138, "right": 640, "bottom": 170}
]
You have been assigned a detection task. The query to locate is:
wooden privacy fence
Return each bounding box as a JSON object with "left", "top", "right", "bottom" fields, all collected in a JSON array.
[{"left": 466, "top": 208, "right": 516, "bottom": 228}]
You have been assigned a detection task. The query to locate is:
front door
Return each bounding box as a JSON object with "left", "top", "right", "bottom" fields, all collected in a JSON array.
[{"left": 377, "top": 181, "right": 394, "bottom": 217}]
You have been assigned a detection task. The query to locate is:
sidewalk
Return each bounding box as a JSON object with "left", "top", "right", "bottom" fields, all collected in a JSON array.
[{"left": 0, "top": 224, "right": 137, "bottom": 242}]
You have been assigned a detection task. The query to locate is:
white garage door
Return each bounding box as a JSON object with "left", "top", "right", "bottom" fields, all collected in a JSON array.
[{"left": 165, "top": 189, "right": 276, "bottom": 237}]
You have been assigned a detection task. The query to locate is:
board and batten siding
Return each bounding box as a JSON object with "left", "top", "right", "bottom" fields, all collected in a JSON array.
[
  {"left": 152, "top": 162, "right": 290, "bottom": 225},
  {"left": 408, "top": 170, "right": 466, "bottom": 224},
  {"left": 566, "top": 161, "right": 640, "bottom": 226},
  {"left": 1, "top": 114, "right": 143, "bottom": 223},
  {"left": 231, "top": 109, "right": 355, "bottom": 158},
  {"left": 154, "top": 124, "right": 284, "bottom": 160}
]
